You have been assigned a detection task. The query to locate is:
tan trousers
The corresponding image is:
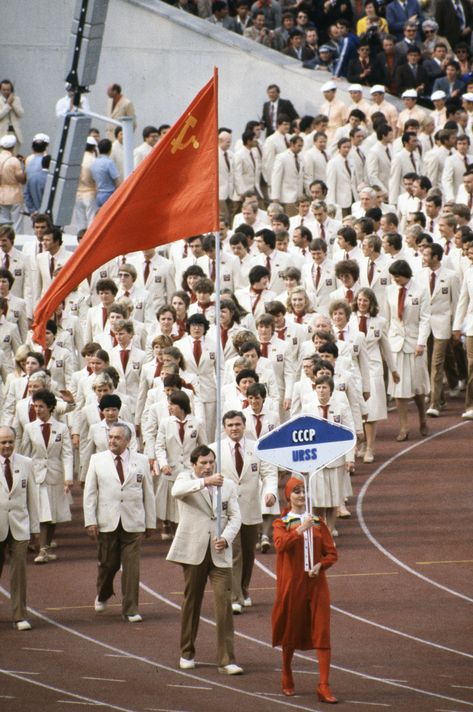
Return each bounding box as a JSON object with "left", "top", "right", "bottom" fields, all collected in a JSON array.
[
  {"left": 427, "top": 335, "right": 449, "bottom": 410},
  {"left": 180, "top": 544, "right": 235, "bottom": 667},
  {"left": 96, "top": 522, "right": 141, "bottom": 616},
  {"left": 0, "top": 532, "right": 28, "bottom": 622},
  {"left": 466, "top": 336, "right": 473, "bottom": 410},
  {"left": 231, "top": 523, "right": 259, "bottom": 604}
]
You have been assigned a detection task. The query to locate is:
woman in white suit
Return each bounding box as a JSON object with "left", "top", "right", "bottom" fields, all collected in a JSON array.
[
  {"left": 386, "top": 260, "right": 431, "bottom": 441},
  {"left": 219, "top": 299, "right": 246, "bottom": 360},
  {"left": 155, "top": 391, "right": 206, "bottom": 539},
  {"left": 350, "top": 288, "right": 399, "bottom": 463},
  {"left": 21, "top": 389, "right": 73, "bottom": 564}
]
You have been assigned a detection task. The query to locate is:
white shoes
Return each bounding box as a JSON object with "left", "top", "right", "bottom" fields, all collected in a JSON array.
[
  {"left": 14, "top": 620, "right": 32, "bottom": 631},
  {"left": 337, "top": 505, "right": 351, "bottom": 518},
  {"left": 231, "top": 602, "right": 242, "bottom": 614},
  {"left": 179, "top": 657, "right": 195, "bottom": 669},
  {"left": 124, "top": 613, "right": 143, "bottom": 623},
  {"left": 34, "top": 547, "right": 49, "bottom": 564},
  {"left": 243, "top": 597, "right": 252, "bottom": 608},
  {"left": 94, "top": 597, "right": 107, "bottom": 613},
  {"left": 363, "top": 448, "right": 374, "bottom": 463},
  {"left": 260, "top": 535, "right": 271, "bottom": 553},
  {"left": 461, "top": 409, "right": 473, "bottom": 420},
  {"left": 218, "top": 663, "right": 243, "bottom": 675},
  {"left": 426, "top": 407, "right": 440, "bottom": 417}
]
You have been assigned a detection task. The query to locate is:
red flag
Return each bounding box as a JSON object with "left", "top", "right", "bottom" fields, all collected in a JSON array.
[{"left": 33, "top": 72, "right": 219, "bottom": 346}]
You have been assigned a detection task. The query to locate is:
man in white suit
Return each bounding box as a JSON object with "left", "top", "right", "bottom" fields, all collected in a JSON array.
[
  {"left": 303, "top": 131, "right": 329, "bottom": 191},
  {"left": 442, "top": 135, "right": 473, "bottom": 201},
  {"left": 0, "top": 225, "right": 34, "bottom": 318},
  {"left": 167, "top": 445, "right": 243, "bottom": 675},
  {"left": 326, "top": 138, "right": 358, "bottom": 216},
  {"left": 452, "top": 244, "right": 473, "bottom": 419},
  {"left": 0, "top": 426, "right": 39, "bottom": 630},
  {"left": 270, "top": 135, "right": 305, "bottom": 216},
  {"left": 34, "top": 227, "right": 70, "bottom": 301},
  {"left": 211, "top": 411, "right": 277, "bottom": 613},
  {"left": 388, "top": 131, "right": 423, "bottom": 204},
  {"left": 420, "top": 244, "right": 460, "bottom": 417},
  {"left": 366, "top": 124, "right": 393, "bottom": 194},
  {"left": 218, "top": 131, "right": 235, "bottom": 223},
  {"left": 233, "top": 131, "right": 262, "bottom": 201},
  {"left": 83, "top": 423, "right": 155, "bottom": 622}
]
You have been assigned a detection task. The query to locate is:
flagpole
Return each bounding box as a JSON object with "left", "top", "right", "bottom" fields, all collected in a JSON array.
[{"left": 215, "top": 229, "right": 222, "bottom": 538}]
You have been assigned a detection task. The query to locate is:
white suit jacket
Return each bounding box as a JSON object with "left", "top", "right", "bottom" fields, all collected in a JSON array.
[
  {"left": 83, "top": 449, "right": 155, "bottom": 533},
  {"left": 155, "top": 415, "right": 206, "bottom": 478},
  {"left": 303, "top": 146, "right": 328, "bottom": 190},
  {"left": 219, "top": 147, "right": 234, "bottom": 200},
  {"left": 417, "top": 266, "right": 460, "bottom": 339},
  {"left": 167, "top": 473, "right": 241, "bottom": 567},
  {"left": 0, "top": 453, "right": 39, "bottom": 541},
  {"left": 1, "top": 247, "right": 33, "bottom": 316},
  {"left": 270, "top": 149, "right": 305, "bottom": 203},
  {"left": 366, "top": 142, "right": 392, "bottom": 193},
  {"left": 326, "top": 153, "right": 358, "bottom": 209},
  {"left": 441, "top": 150, "right": 473, "bottom": 202},
  {"left": 453, "top": 265, "right": 473, "bottom": 336},
  {"left": 389, "top": 148, "right": 423, "bottom": 204},
  {"left": 423, "top": 145, "right": 450, "bottom": 191},
  {"left": 21, "top": 418, "right": 73, "bottom": 485},
  {"left": 301, "top": 260, "right": 336, "bottom": 315},
  {"left": 262, "top": 131, "right": 290, "bottom": 185},
  {"left": 233, "top": 146, "right": 260, "bottom": 198},
  {"left": 386, "top": 280, "right": 431, "bottom": 352},
  {"left": 211, "top": 438, "right": 277, "bottom": 525},
  {"left": 34, "top": 247, "right": 70, "bottom": 300}
]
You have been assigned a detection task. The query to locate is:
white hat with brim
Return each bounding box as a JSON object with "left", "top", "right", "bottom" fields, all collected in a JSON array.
[
  {"left": 0, "top": 135, "right": 16, "bottom": 149},
  {"left": 370, "top": 85, "right": 385, "bottom": 94},
  {"left": 402, "top": 89, "right": 418, "bottom": 98},
  {"left": 33, "top": 133, "right": 50, "bottom": 143},
  {"left": 321, "top": 81, "right": 337, "bottom": 92},
  {"left": 462, "top": 93, "right": 473, "bottom": 102},
  {"left": 86, "top": 136, "right": 98, "bottom": 146},
  {"left": 349, "top": 83, "right": 363, "bottom": 92},
  {"left": 431, "top": 90, "right": 446, "bottom": 101}
]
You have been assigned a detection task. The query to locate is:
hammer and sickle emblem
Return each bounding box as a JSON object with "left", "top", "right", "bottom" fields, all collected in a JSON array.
[{"left": 171, "top": 115, "right": 200, "bottom": 154}]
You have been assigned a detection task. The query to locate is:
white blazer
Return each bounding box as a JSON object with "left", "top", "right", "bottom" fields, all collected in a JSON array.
[
  {"left": 417, "top": 266, "right": 460, "bottom": 339},
  {"left": 0, "top": 453, "right": 39, "bottom": 541},
  {"left": 155, "top": 415, "right": 206, "bottom": 478},
  {"left": 21, "top": 418, "right": 73, "bottom": 485},
  {"left": 386, "top": 280, "right": 431, "bottom": 352},
  {"left": 83, "top": 449, "right": 156, "bottom": 533}
]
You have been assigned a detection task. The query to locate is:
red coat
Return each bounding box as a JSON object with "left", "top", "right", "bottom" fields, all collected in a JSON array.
[{"left": 271, "top": 513, "right": 337, "bottom": 650}]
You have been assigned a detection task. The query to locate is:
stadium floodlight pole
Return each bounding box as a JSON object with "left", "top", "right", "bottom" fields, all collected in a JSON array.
[
  {"left": 215, "top": 228, "right": 223, "bottom": 537},
  {"left": 76, "top": 110, "right": 134, "bottom": 179}
]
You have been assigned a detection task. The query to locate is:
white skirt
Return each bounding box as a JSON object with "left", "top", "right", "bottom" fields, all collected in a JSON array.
[
  {"left": 388, "top": 351, "right": 430, "bottom": 399},
  {"left": 39, "top": 483, "right": 72, "bottom": 524},
  {"left": 309, "top": 465, "right": 348, "bottom": 508},
  {"left": 155, "top": 475, "right": 179, "bottom": 523},
  {"left": 365, "top": 369, "right": 388, "bottom": 422}
]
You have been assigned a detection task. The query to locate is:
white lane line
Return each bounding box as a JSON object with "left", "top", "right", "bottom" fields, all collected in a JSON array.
[
  {"left": 357, "top": 421, "right": 473, "bottom": 604},
  {"left": 82, "top": 677, "right": 126, "bottom": 683},
  {"left": 167, "top": 684, "right": 212, "bottom": 690},
  {"left": 23, "top": 647, "right": 64, "bottom": 653},
  {"left": 345, "top": 703, "right": 391, "bottom": 707},
  {"left": 452, "top": 686, "right": 473, "bottom": 690},
  {"left": 57, "top": 703, "right": 101, "bottom": 707},
  {"left": 104, "top": 654, "right": 132, "bottom": 658},
  {"left": 255, "top": 558, "right": 473, "bottom": 660},
  {"left": 0, "top": 586, "right": 320, "bottom": 712},
  {"left": 145, "top": 708, "right": 191, "bottom": 712},
  {"left": 141, "top": 583, "right": 473, "bottom": 708},
  {"left": 4, "top": 670, "right": 39, "bottom": 675},
  {"left": 0, "top": 669, "right": 139, "bottom": 712},
  {"left": 0, "top": 695, "right": 15, "bottom": 699}
]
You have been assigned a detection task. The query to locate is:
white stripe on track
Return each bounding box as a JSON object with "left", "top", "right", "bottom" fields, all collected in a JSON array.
[{"left": 356, "top": 421, "right": 473, "bottom": 604}]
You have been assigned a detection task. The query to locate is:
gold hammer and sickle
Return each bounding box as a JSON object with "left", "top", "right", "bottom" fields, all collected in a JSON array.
[{"left": 170, "top": 115, "right": 200, "bottom": 154}]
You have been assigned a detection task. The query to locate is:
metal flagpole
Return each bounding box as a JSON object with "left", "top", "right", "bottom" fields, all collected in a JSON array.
[{"left": 215, "top": 229, "right": 222, "bottom": 537}]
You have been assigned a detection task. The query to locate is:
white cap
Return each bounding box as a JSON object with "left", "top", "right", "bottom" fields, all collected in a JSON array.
[
  {"left": 370, "top": 84, "right": 385, "bottom": 94},
  {"left": 86, "top": 136, "right": 98, "bottom": 146},
  {"left": 0, "top": 135, "right": 16, "bottom": 149},
  {"left": 402, "top": 89, "right": 418, "bottom": 99},
  {"left": 349, "top": 83, "right": 363, "bottom": 92},
  {"left": 462, "top": 92, "right": 473, "bottom": 102},
  {"left": 431, "top": 90, "right": 446, "bottom": 101},
  {"left": 321, "top": 80, "right": 337, "bottom": 92},
  {"left": 33, "top": 132, "right": 50, "bottom": 143}
]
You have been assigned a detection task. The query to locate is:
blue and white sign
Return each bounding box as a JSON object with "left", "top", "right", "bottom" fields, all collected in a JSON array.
[{"left": 255, "top": 415, "right": 355, "bottom": 473}]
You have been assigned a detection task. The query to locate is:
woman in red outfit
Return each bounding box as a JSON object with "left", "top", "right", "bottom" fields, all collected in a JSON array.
[{"left": 272, "top": 477, "right": 338, "bottom": 703}]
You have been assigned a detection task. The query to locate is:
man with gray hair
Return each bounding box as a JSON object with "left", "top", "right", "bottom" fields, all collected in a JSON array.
[{"left": 83, "top": 423, "right": 155, "bottom": 623}]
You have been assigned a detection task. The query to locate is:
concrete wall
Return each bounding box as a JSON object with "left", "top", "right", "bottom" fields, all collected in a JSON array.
[{"left": 0, "top": 0, "right": 400, "bottom": 150}]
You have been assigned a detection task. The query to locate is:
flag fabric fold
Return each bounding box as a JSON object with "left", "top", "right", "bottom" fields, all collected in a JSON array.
[{"left": 33, "top": 72, "right": 219, "bottom": 345}]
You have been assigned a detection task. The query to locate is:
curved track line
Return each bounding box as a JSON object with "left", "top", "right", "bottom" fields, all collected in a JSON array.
[
  {"left": 356, "top": 422, "right": 473, "bottom": 604},
  {"left": 0, "top": 587, "right": 318, "bottom": 712},
  {"left": 140, "top": 582, "right": 473, "bottom": 708},
  {"left": 0, "top": 669, "right": 140, "bottom": 712},
  {"left": 254, "top": 558, "right": 473, "bottom": 660}
]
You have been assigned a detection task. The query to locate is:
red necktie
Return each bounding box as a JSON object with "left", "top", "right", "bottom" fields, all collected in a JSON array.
[
  {"left": 265, "top": 255, "right": 271, "bottom": 277},
  {"left": 49, "top": 256, "right": 55, "bottom": 278},
  {"left": 276, "top": 326, "right": 286, "bottom": 340},
  {"left": 4, "top": 458, "right": 13, "bottom": 491},
  {"left": 144, "top": 260, "right": 151, "bottom": 283},
  {"left": 338, "top": 330, "right": 345, "bottom": 341},
  {"left": 2, "top": 299, "right": 7, "bottom": 316},
  {"left": 346, "top": 289, "right": 354, "bottom": 304},
  {"left": 44, "top": 348, "right": 52, "bottom": 367},
  {"left": 221, "top": 326, "right": 229, "bottom": 349},
  {"left": 3, "top": 253, "right": 10, "bottom": 270},
  {"left": 321, "top": 405, "right": 329, "bottom": 419},
  {"left": 322, "top": 150, "right": 328, "bottom": 162},
  {"left": 315, "top": 265, "right": 321, "bottom": 289},
  {"left": 124, "top": 290, "right": 130, "bottom": 297},
  {"left": 241, "top": 398, "right": 249, "bottom": 408},
  {"left": 38, "top": 242, "right": 43, "bottom": 253},
  {"left": 154, "top": 360, "right": 162, "bottom": 378},
  {"left": 444, "top": 241, "right": 451, "bottom": 255},
  {"left": 28, "top": 403, "right": 36, "bottom": 421},
  {"left": 23, "top": 379, "right": 29, "bottom": 399},
  {"left": 234, "top": 441, "right": 244, "bottom": 475},
  {"left": 252, "top": 290, "right": 263, "bottom": 314},
  {"left": 210, "top": 259, "right": 216, "bottom": 282},
  {"left": 102, "top": 307, "right": 108, "bottom": 328},
  {"left": 359, "top": 315, "right": 368, "bottom": 334},
  {"left": 115, "top": 455, "right": 125, "bottom": 484},
  {"left": 111, "top": 332, "right": 118, "bottom": 347},
  {"left": 178, "top": 419, "right": 186, "bottom": 443},
  {"left": 193, "top": 339, "right": 202, "bottom": 365},
  {"left": 386, "top": 147, "right": 391, "bottom": 161},
  {"left": 410, "top": 153, "right": 416, "bottom": 171},
  {"left": 429, "top": 220, "right": 434, "bottom": 232},
  {"left": 320, "top": 223, "right": 326, "bottom": 240},
  {"left": 294, "top": 153, "right": 300, "bottom": 172},
  {"left": 260, "top": 342, "right": 269, "bottom": 358},
  {"left": 284, "top": 135, "right": 289, "bottom": 148},
  {"left": 224, "top": 150, "right": 231, "bottom": 171},
  {"left": 357, "top": 147, "right": 365, "bottom": 165},
  {"left": 254, "top": 414, "right": 263, "bottom": 437},
  {"left": 430, "top": 271, "right": 436, "bottom": 295},
  {"left": 397, "top": 286, "right": 407, "bottom": 321},
  {"left": 368, "top": 261, "right": 375, "bottom": 285},
  {"left": 295, "top": 314, "right": 304, "bottom": 324},
  {"left": 345, "top": 160, "right": 352, "bottom": 177},
  {"left": 120, "top": 349, "right": 130, "bottom": 371},
  {"left": 41, "top": 422, "right": 51, "bottom": 447}
]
